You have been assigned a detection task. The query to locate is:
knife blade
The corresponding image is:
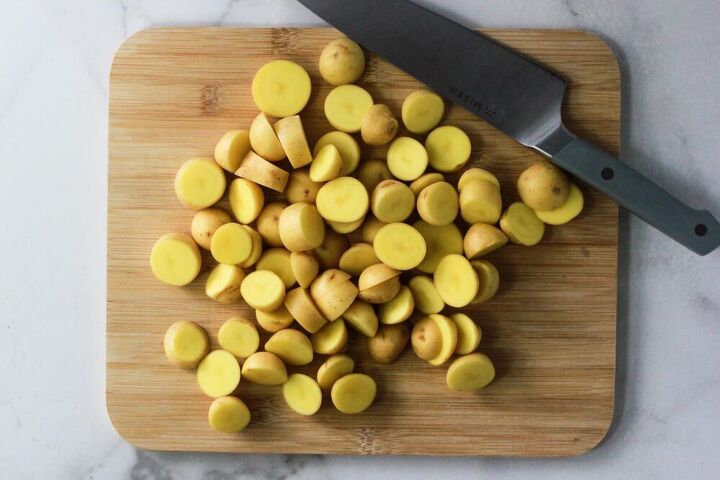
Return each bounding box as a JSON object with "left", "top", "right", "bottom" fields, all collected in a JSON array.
[{"left": 297, "top": 0, "right": 720, "bottom": 255}]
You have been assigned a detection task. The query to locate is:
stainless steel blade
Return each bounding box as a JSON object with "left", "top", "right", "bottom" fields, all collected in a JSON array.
[{"left": 297, "top": 0, "right": 570, "bottom": 153}]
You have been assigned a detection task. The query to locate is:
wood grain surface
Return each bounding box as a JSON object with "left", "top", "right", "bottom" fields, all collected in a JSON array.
[{"left": 107, "top": 27, "right": 619, "bottom": 456}]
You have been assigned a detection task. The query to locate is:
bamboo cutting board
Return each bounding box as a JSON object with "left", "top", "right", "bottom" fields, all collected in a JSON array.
[{"left": 107, "top": 28, "right": 619, "bottom": 456}]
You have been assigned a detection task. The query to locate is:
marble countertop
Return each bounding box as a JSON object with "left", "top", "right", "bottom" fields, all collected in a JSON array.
[{"left": 1, "top": 0, "right": 719, "bottom": 478}]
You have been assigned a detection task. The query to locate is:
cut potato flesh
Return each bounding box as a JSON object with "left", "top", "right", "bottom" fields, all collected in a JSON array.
[
  {"left": 314, "top": 131, "right": 361, "bottom": 176},
  {"left": 450, "top": 313, "right": 481, "bottom": 355},
  {"left": 208, "top": 396, "right": 251, "bottom": 432},
  {"left": 150, "top": 233, "right": 201, "bottom": 286},
  {"left": 371, "top": 180, "right": 415, "bottom": 223},
  {"left": 416, "top": 181, "right": 459, "bottom": 226},
  {"left": 427, "top": 314, "right": 458, "bottom": 366},
  {"left": 235, "top": 151, "right": 289, "bottom": 193},
  {"left": 197, "top": 350, "right": 241, "bottom": 398},
  {"left": 278, "top": 202, "right": 325, "bottom": 252},
  {"left": 289, "top": 252, "right": 319, "bottom": 288},
  {"left": 410, "top": 172, "right": 444, "bottom": 196},
  {"left": 328, "top": 216, "right": 365, "bottom": 234},
  {"left": 378, "top": 285, "right": 414, "bottom": 325},
  {"left": 311, "top": 318, "right": 348, "bottom": 355},
  {"left": 239, "top": 226, "right": 263, "bottom": 268},
  {"left": 175, "top": 157, "right": 226, "bottom": 210},
  {"left": 249, "top": 112, "right": 285, "bottom": 161},
  {"left": 228, "top": 178, "right": 264, "bottom": 225},
  {"left": 339, "top": 243, "right": 380, "bottom": 277},
  {"left": 402, "top": 90, "right": 445, "bottom": 134},
  {"left": 331, "top": 373, "right": 377, "bottom": 414},
  {"left": 317, "top": 354, "right": 355, "bottom": 390},
  {"left": 241, "top": 351, "right": 288, "bottom": 385},
  {"left": 535, "top": 183, "right": 584, "bottom": 225},
  {"left": 458, "top": 167, "right": 500, "bottom": 191},
  {"left": 425, "top": 125, "right": 471, "bottom": 172},
  {"left": 386, "top": 137, "right": 428, "bottom": 181},
  {"left": 310, "top": 144, "right": 342, "bottom": 182},
  {"left": 255, "top": 305, "right": 294, "bottom": 333},
  {"left": 446, "top": 353, "right": 495, "bottom": 391},
  {"left": 284, "top": 287, "right": 328, "bottom": 333},
  {"left": 309, "top": 269, "right": 358, "bottom": 321},
  {"left": 358, "top": 277, "right": 401, "bottom": 304},
  {"left": 316, "top": 176, "right": 369, "bottom": 223},
  {"left": 240, "top": 270, "right": 286, "bottom": 312},
  {"left": 163, "top": 320, "right": 209, "bottom": 369},
  {"left": 265, "top": 329, "right": 314, "bottom": 366},
  {"left": 342, "top": 299, "right": 379, "bottom": 337},
  {"left": 408, "top": 275, "right": 445, "bottom": 314},
  {"left": 434, "top": 254, "right": 479, "bottom": 308},
  {"left": 215, "top": 130, "right": 251, "bottom": 173},
  {"left": 283, "top": 373, "right": 322, "bottom": 415},
  {"left": 211, "top": 223, "right": 253, "bottom": 266},
  {"left": 256, "top": 248, "right": 296, "bottom": 288},
  {"left": 324, "top": 84, "right": 374, "bottom": 133},
  {"left": 361, "top": 216, "right": 387, "bottom": 244},
  {"left": 373, "top": 223, "right": 427, "bottom": 271},
  {"left": 459, "top": 180, "right": 502, "bottom": 224},
  {"left": 205, "top": 263, "right": 245, "bottom": 304},
  {"left": 274, "top": 115, "right": 313, "bottom": 169},
  {"left": 413, "top": 221, "right": 464, "bottom": 274},
  {"left": 356, "top": 160, "right": 393, "bottom": 193},
  {"left": 500, "top": 202, "right": 545, "bottom": 246},
  {"left": 471, "top": 260, "right": 500, "bottom": 304},
  {"left": 463, "top": 223, "right": 508, "bottom": 259},
  {"left": 190, "top": 208, "right": 232, "bottom": 250},
  {"left": 252, "top": 60, "right": 311, "bottom": 117},
  {"left": 358, "top": 262, "right": 401, "bottom": 291},
  {"left": 218, "top": 317, "right": 259, "bottom": 359}
]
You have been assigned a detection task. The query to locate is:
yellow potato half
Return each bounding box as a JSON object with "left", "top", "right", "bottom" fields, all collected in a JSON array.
[
  {"left": 416, "top": 181, "right": 459, "bottom": 226},
  {"left": 239, "top": 226, "right": 263, "bottom": 268},
  {"left": 235, "top": 151, "right": 289, "bottom": 193},
  {"left": 361, "top": 104, "right": 398, "bottom": 146},
  {"left": 316, "top": 176, "right": 369, "bottom": 223},
  {"left": 285, "top": 169, "right": 322, "bottom": 204},
  {"left": 449, "top": 313, "right": 481, "bottom": 355},
  {"left": 339, "top": 243, "right": 380, "bottom": 277},
  {"left": 191, "top": 208, "right": 232, "bottom": 250},
  {"left": 331, "top": 373, "right": 377, "bottom": 414},
  {"left": 358, "top": 263, "right": 402, "bottom": 304},
  {"left": 241, "top": 351, "right": 288, "bottom": 385},
  {"left": 309, "top": 144, "right": 342, "bottom": 182},
  {"left": 255, "top": 305, "right": 294, "bottom": 333},
  {"left": 163, "top": 320, "right": 209, "bottom": 369},
  {"left": 342, "top": 299, "right": 379, "bottom": 337},
  {"left": 205, "top": 263, "right": 245, "bottom": 304},
  {"left": 426, "top": 314, "right": 458, "bottom": 366},
  {"left": 283, "top": 287, "right": 328, "bottom": 334},
  {"left": 309, "top": 269, "right": 358, "bottom": 321},
  {"left": 278, "top": 202, "right": 326, "bottom": 252},
  {"left": 175, "top": 158, "right": 226, "bottom": 210},
  {"left": 218, "top": 317, "right": 259, "bottom": 359},
  {"left": 249, "top": 112, "right": 285, "bottom": 161},
  {"left": 402, "top": 90, "right": 445, "bottom": 134},
  {"left": 317, "top": 354, "right": 355, "bottom": 390},
  {"left": 197, "top": 350, "right": 241, "bottom": 398},
  {"left": 408, "top": 275, "right": 445, "bottom": 314},
  {"left": 356, "top": 159, "right": 393, "bottom": 193},
  {"left": 373, "top": 223, "right": 427, "bottom": 271},
  {"left": 409, "top": 173, "right": 444, "bottom": 197},
  {"left": 214, "top": 129, "right": 251, "bottom": 173},
  {"left": 240, "top": 270, "right": 286, "bottom": 313},
  {"left": 150, "top": 233, "right": 201, "bottom": 286},
  {"left": 517, "top": 161, "right": 570, "bottom": 211},
  {"left": 499, "top": 202, "right": 545, "bottom": 246},
  {"left": 433, "top": 254, "right": 479, "bottom": 308},
  {"left": 324, "top": 84, "right": 374, "bottom": 133},
  {"left": 208, "top": 396, "right": 251, "bottom": 433},
  {"left": 535, "top": 183, "right": 584, "bottom": 225},
  {"left": 311, "top": 318, "right": 348, "bottom": 355},
  {"left": 459, "top": 180, "right": 502, "bottom": 224},
  {"left": 273, "top": 115, "right": 313, "bottom": 169},
  {"left": 386, "top": 136, "right": 428, "bottom": 181},
  {"left": 361, "top": 216, "right": 386, "bottom": 244},
  {"left": 319, "top": 37, "right": 365, "bottom": 85},
  {"left": 368, "top": 324, "right": 409, "bottom": 364},
  {"left": 314, "top": 131, "right": 361, "bottom": 176},
  {"left": 413, "top": 220, "right": 464, "bottom": 274},
  {"left": 446, "top": 353, "right": 495, "bottom": 392},
  {"left": 252, "top": 60, "right": 311, "bottom": 117},
  {"left": 327, "top": 216, "right": 365, "bottom": 234},
  {"left": 463, "top": 223, "right": 508, "bottom": 259},
  {"left": 378, "top": 285, "right": 414, "bottom": 325},
  {"left": 371, "top": 179, "right": 415, "bottom": 223},
  {"left": 410, "top": 315, "right": 443, "bottom": 361},
  {"left": 256, "top": 248, "right": 296, "bottom": 288},
  {"left": 471, "top": 260, "right": 500, "bottom": 304},
  {"left": 458, "top": 167, "right": 500, "bottom": 191},
  {"left": 313, "top": 230, "right": 350, "bottom": 269},
  {"left": 283, "top": 373, "right": 322, "bottom": 416},
  {"left": 265, "top": 329, "right": 314, "bottom": 366},
  {"left": 289, "top": 251, "right": 320, "bottom": 288},
  {"left": 425, "top": 125, "right": 471, "bottom": 172},
  {"left": 210, "top": 223, "right": 253, "bottom": 266},
  {"left": 228, "top": 178, "right": 264, "bottom": 225},
  {"left": 256, "top": 202, "right": 287, "bottom": 247}
]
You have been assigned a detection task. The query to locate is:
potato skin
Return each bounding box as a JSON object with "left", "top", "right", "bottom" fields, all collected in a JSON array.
[
  {"left": 257, "top": 202, "right": 287, "bottom": 247},
  {"left": 367, "top": 324, "right": 409, "bottom": 364},
  {"left": 319, "top": 38, "right": 365, "bottom": 85},
  {"left": 411, "top": 316, "right": 442, "bottom": 361},
  {"left": 191, "top": 208, "right": 232, "bottom": 250},
  {"left": 517, "top": 162, "right": 570, "bottom": 211},
  {"left": 361, "top": 104, "right": 398, "bottom": 146}
]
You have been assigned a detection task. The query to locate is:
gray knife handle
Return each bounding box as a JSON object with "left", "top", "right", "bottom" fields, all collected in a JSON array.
[{"left": 552, "top": 137, "right": 720, "bottom": 256}]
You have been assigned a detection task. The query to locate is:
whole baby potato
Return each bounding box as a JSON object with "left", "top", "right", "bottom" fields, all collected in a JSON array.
[
  {"left": 361, "top": 104, "right": 399, "bottom": 146},
  {"left": 517, "top": 162, "right": 571, "bottom": 211},
  {"left": 367, "top": 323, "right": 409, "bottom": 364},
  {"left": 319, "top": 38, "right": 366, "bottom": 85}
]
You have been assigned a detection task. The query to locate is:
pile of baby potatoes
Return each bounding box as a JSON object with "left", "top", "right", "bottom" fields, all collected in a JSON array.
[{"left": 152, "top": 37, "right": 585, "bottom": 433}]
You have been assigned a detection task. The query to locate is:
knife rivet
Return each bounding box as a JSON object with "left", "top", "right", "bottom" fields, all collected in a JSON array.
[
  {"left": 695, "top": 224, "right": 708, "bottom": 237},
  {"left": 601, "top": 168, "right": 614, "bottom": 180}
]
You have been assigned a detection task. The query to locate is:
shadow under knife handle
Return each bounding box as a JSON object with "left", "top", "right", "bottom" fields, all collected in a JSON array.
[{"left": 552, "top": 137, "right": 720, "bottom": 256}]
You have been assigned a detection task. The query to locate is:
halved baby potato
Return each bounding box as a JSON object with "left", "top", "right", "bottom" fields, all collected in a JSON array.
[
  {"left": 265, "top": 329, "right": 314, "bottom": 366},
  {"left": 197, "top": 350, "right": 241, "bottom": 398},
  {"left": 433, "top": 254, "right": 479, "bottom": 308},
  {"left": 163, "top": 320, "right": 209, "bottom": 369},
  {"left": 241, "top": 351, "right": 288, "bottom": 385}
]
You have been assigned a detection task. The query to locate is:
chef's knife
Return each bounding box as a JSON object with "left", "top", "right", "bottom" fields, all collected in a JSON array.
[{"left": 297, "top": 0, "right": 720, "bottom": 256}]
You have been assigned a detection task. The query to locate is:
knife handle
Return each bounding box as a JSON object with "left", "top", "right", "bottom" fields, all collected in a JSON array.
[{"left": 552, "top": 137, "right": 720, "bottom": 256}]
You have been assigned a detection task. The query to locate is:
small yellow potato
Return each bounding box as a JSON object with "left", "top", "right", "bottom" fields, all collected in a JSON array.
[
  {"left": 314, "top": 131, "right": 361, "bottom": 176},
  {"left": 278, "top": 202, "right": 325, "bottom": 252},
  {"left": 175, "top": 158, "right": 226, "bottom": 210},
  {"left": 328, "top": 217, "right": 365, "bottom": 234},
  {"left": 285, "top": 169, "right": 322, "bottom": 204},
  {"left": 411, "top": 316, "right": 443, "bottom": 361},
  {"left": 463, "top": 223, "right": 508, "bottom": 259},
  {"left": 249, "top": 112, "right": 286, "bottom": 162},
  {"left": 324, "top": 85, "right": 374, "bottom": 133},
  {"left": 290, "top": 251, "right": 320, "bottom": 288},
  {"left": 458, "top": 167, "right": 500, "bottom": 191},
  {"left": 407, "top": 275, "right": 445, "bottom": 314},
  {"left": 235, "top": 151, "right": 289, "bottom": 193},
  {"left": 371, "top": 179, "right": 415, "bottom": 223},
  {"left": 386, "top": 137, "right": 428, "bottom": 181},
  {"left": 427, "top": 314, "right": 458, "bottom": 366},
  {"left": 368, "top": 323, "right": 409, "bottom": 364},
  {"left": 239, "top": 226, "right": 263, "bottom": 268},
  {"left": 265, "top": 329, "right": 314, "bottom": 366},
  {"left": 535, "top": 183, "right": 584, "bottom": 225},
  {"left": 256, "top": 248, "right": 296, "bottom": 288},
  {"left": 218, "top": 317, "right": 260, "bottom": 359},
  {"left": 319, "top": 37, "right": 365, "bottom": 86},
  {"left": 205, "top": 264, "right": 245, "bottom": 304},
  {"left": 283, "top": 373, "right": 322, "bottom": 416},
  {"left": 313, "top": 230, "right": 350, "bottom": 269},
  {"left": 191, "top": 208, "right": 232, "bottom": 250},
  {"left": 241, "top": 351, "right": 288, "bottom": 385},
  {"left": 361, "top": 216, "right": 387, "bottom": 244},
  {"left": 197, "top": 350, "right": 241, "bottom": 398},
  {"left": 211, "top": 223, "right": 253, "bottom": 265},
  {"left": 257, "top": 202, "right": 287, "bottom": 247},
  {"left": 215, "top": 129, "right": 251, "bottom": 173},
  {"left": 311, "top": 318, "right": 348, "bottom": 355},
  {"left": 459, "top": 180, "right": 502, "bottom": 224},
  {"left": 208, "top": 396, "right": 251, "bottom": 433},
  {"left": 361, "top": 104, "right": 398, "bottom": 146},
  {"left": 425, "top": 125, "right": 471, "bottom": 172},
  {"left": 339, "top": 243, "right": 380, "bottom": 276},
  {"left": 409, "top": 172, "right": 444, "bottom": 196},
  {"left": 273, "top": 115, "right": 313, "bottom": 169},
  {"left": 317, "top": 354, "right": 355, "bottom": 390},
  {"left": 416, "top": 181, "right": 459, "bottom": 226},
  {"left": 228, "top": 178, "right": 264, "bottom": 225},
  {"left": 331, "top": 373, "right": 377, "bottom": 414},
  {"left": 358, "top": 278, "right": 401, "bottom": 304},
  {"left": 450, "top": 313, "right": 481, "bottom": 355},
  {"left": 402, "top": 90, "right": 445, "bottom": 134},
  {"left": 342, "top": 299, "right": 379, "bottom": 337},
  {"left": 252, "top": 60, "right": 311, "bottom": 117},
  {"left": 378, "top": 285, "right": 414, "bottom": 325},
  {"left": 517, "top": 161, "right": 570, "bottom": 211},
  {"left": 284, "top": 287, "right": 328, "bottom": 333},
  {"left": 316, "top": 176, "right": 369, "bottom": 223},
  {"left": 310, "top": 269, "right": 358, "bottom": 320},
  {"left": 255, "top": 305, "right": 294, "bottom": 333},
  {"left": 499, "top": 202, "right": 545, "bottom": 246},
  {"left": 240, "top": 270, "right": 286, "bottom": 312},
  {"left": 446, "top": 353, "right": 495, "bottom": 392},
  {"left": 150, "top": 233, "right": 201, "bottom": 286},
  {"left": 309, "top": 144, "right": 342, "bottom": 182},
  {"left": 413, "top": 221, "right": 463, "bottom": 274},
  {"left": 433, "top": 254, "right": 479, "bottom": 308},
  {"left": 358, "top": 263, "right": 402, "bottom": 304},
  {"left": 356, "top": 159, "right": 393, "bottom": 194},
  {"left": 163, "top": 320, "right": 209, "bottom": 369},
  {"left": 471, "top": 260, "right": 500, "bottom": 304},
  {"left": 373, "top": 223, "right": 427, "bottom": 271}
]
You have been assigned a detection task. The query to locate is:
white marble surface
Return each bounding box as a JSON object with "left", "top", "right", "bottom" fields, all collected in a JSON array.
[{"left": 1, "top": 0, "right": 719, "bottom": 478}]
